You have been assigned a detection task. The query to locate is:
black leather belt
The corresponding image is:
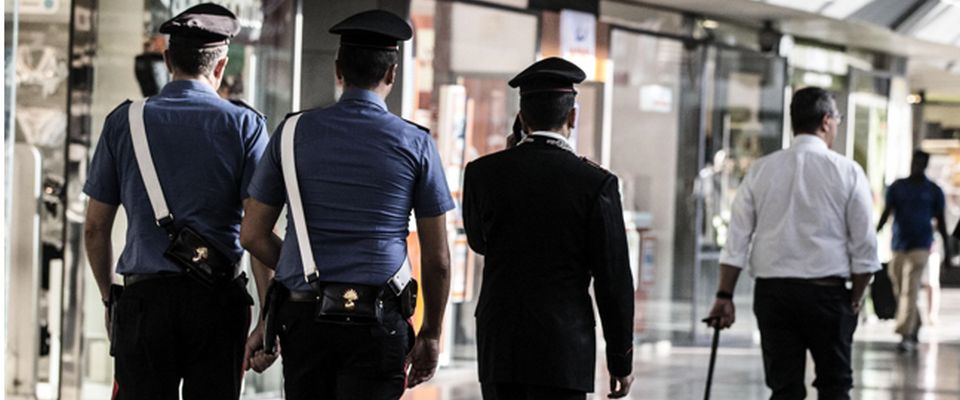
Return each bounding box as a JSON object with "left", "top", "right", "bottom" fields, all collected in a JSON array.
[
  {"left": 286, "top": 288, "right": 401, "bottom": 303},
  {"left": 124, "top": 272, "right": 185, "bottom": 286},
  {"left": 125, "top": 271, "right": 245, "bottom": 287},
  {"left": 759, "top": 276, "right": 846, "bottom": 287}
]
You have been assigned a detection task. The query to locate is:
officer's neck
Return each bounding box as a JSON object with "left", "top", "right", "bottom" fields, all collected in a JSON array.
[
  {"left": 344, "top": 84, "right": 392, "bottom": 101},
  {"left": 171, "top": 72, "right": 219, "bottom": 91},
  {"left": 526, "top": 126, "right": 570, "bottom": 138}
]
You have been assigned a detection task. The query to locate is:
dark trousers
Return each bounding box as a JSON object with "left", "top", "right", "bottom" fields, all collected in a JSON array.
[
  {"left": 481, "top": 383, "right": 586, "bottom": 400},
  {"left": 754, "top": 279, "right": 858, "bottom": 400},
  {"left": 278, "top": 300, "right": 413, "bottom": 400},
  {"left": 112, "top": 275, "right": 252, "bottom": 400}
]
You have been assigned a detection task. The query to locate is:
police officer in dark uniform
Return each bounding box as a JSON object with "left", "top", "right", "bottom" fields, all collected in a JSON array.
[
  {"left": 239, "top": 10, "right": 454, "bottom": 400},
  {"left": 83, "top": 3, "right": 267, "bottom": 399},
  {"left": 462, "top": 57, "right": 635, "bottom": 400}
]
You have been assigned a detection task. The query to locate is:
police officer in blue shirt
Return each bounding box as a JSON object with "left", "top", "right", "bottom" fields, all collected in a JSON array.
[
  {"left": 83, "top": 3, "right": 268, "bottom": 399},
  {"left": 239, "top": 10, "right": 454, "bottom": 400}
]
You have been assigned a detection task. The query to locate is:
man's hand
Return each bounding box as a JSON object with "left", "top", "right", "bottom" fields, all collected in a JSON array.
[
  {"left": 851, "top": 300, "right": 863, "bottom": 315},
  {"left": 706, "top": 298, "right": 736, "bottom": 329},
  {"left": 405, "top": 335, "right": 440, "bottom": 388},
  {"left": 608, "top": 374, "right": 633, "bottom": 398},
  {"left": 243, "top": 322, "right": 279, "bottom": 373}
]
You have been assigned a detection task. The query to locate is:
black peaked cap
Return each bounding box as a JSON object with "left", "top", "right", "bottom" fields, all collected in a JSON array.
[
  {"left": 509, "top": 57, "right": 586, "bottom": 96},
  {"left": 159, "top": 3, "right": 240, "bottom": 49},
  {"left": 329, "top": 10, "right": 412, "bottom": 50}
]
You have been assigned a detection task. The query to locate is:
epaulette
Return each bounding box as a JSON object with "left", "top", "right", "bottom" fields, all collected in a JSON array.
[
  {"left": 229, "top": 99, "right": 265, "bottom": 118},
  {"left": 106, "top": 99, "right": 133, "bottom": 120},
  {"left": 402, "top": 118, "right": 431, "bottom": 134},
  {"left": 581, "top": 156, "right": 610, "bottom": 173}
]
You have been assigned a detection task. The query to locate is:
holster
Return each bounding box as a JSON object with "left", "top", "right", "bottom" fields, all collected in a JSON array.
[
  {"left": 314, "top": 282, "right": 383, "bottom": 325},
  {"left": 399, "top": 279, "right": 418, "bottom": 319},
  {"left": 262, "top": 279, "right": 288, "bottom": 355},
  {"left": 162, "top": 224, "right": 237, "bottom": 287},
  {"left": 108, "top": 284, "right": 124, "bottom": 356}
]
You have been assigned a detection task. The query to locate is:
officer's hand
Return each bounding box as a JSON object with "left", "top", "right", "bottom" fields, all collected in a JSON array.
[
  {"left": 243, "top": 322, "right": 279, "bottom": 373},
  {"left": 706, "top": 299, "right": 735, "bottom": 329},
  {"left": 405, "top": 336, "right": 440, "bottom": 388},
  {"left": 608, "top": 374, "right": 633, "bottom": 398}
]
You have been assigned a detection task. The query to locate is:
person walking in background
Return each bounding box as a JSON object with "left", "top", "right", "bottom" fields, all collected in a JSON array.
[
  {"left": 707, "top": 87, "right": 880, "bottom": 400},
  {"left": 463, "top": 57, "right": 635, "bottom": 400},
  {"left": 877, "top": 150, "right": 950, "bottom": 352}
]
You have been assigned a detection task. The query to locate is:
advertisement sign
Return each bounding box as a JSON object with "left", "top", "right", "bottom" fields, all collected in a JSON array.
[{"left": 559, "top": 9, "right": 596, "bottom": 80}]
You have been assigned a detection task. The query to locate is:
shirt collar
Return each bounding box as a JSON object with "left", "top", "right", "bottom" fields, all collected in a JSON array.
[
  {"left": 158, "top": 79, "right": 220, "bottom": 98},
  {"left": 529, "top": 131, "right": 572, "bottom": 146},
  {"left": 791, "top": 134, "right": 829, "bottom": 151},
  {"left": 339, "top": 87, "right": 387, "bottom": 111}
]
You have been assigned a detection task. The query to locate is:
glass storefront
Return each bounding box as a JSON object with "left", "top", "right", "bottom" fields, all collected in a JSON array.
[
  {"left": 5, "top": 0, "right": 296, "bottom": 397},
  {"left": 2, "top": 1, "right": 924, "bottom": 398}
]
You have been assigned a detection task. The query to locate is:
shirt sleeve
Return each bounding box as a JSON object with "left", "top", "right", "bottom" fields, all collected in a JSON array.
[
  {"left": 240, "top": 116, "right": 269, "bottom": 199},
  {"left": 884, "top": 182, "right": 896, "bottom": 210},
  {"left": 934, "top": 183, "right": 945, "bottom": 214},
  {"left": 719, "top": 167, "right": 757, "bottom": 269},
  {"left": 246, "top": 120, "right": 286, "bottom": 207},
  {"left": 587, "top": 175, "right": 634, "bottom": 378},
  {"left": 846, "top": 165, "right": 881, "bottom": 274},
  {"left": 83, "top": 114, "right": 122, "bottom": 206},
  {"left": 413, "top": 136, "right": 455, "bottom": 218}
]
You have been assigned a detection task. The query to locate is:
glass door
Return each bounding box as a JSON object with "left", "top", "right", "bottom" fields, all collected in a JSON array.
[
  {"left": 609, "top": 28, "right": 688, "bottom": 342},
  {"left": 692, "top": 47, "right": 787, "bottom": 340}
]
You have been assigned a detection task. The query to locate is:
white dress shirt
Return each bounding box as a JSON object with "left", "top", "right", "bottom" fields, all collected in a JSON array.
[
  {"left": 719, "top": 135, "right": 881, "bottom": 278},
  {"left": 523, "top": 131, "right": 575, "bottom": 153}
]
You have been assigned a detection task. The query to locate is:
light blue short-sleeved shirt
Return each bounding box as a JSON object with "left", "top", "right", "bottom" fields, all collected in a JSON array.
[
  {"left": 248, "top": 88, "right": 455, "bottom": 291},
  {"left": 83, "top": 80, "right": 268, "bottom": 275}
]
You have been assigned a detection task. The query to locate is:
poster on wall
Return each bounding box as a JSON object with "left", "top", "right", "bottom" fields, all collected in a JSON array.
[{"left": 559, "top": 9, "right": 596, "bottom": 80}]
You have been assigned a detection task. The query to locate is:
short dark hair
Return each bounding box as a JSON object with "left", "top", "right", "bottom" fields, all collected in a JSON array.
[
  {"left": 167, "top": 45, "right": 227, "bottom": 76},
  {"left": 519, "top": 92, "right": 575, "bottom": 132},
  {"left": 790, "top": 87, "right": 836, "bottom": 134},
  {"left": 337, "top": 46, "right": 398, "bottom": 88}
]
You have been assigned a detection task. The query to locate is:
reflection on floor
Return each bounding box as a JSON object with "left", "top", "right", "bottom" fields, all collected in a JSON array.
[{"left": 402, "top": 289, "right": 960, "bottom": 400}]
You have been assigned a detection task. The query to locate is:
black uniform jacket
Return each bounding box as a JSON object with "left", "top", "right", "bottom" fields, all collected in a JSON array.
[{"left": 462, "top": 135, "right": 634, "bottom": 392}]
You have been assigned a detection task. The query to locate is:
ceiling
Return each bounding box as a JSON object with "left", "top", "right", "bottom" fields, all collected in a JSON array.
[{"left": 614, "top": 0, "right": 960, "bottom": 97}]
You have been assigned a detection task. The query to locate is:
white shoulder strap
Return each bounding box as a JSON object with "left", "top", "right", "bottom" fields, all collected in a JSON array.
[
  {"left": 280, "top": 113, "right": 412, "bottom": 293},
  {"left": 128, "top": 99, "right": 172, "bottom": 223},
  {"left": 279, "top": 115, "right": 320, "bottom": 283}
]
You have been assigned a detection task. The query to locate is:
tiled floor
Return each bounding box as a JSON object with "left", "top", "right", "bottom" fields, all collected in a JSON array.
[
  {"left": 401, "top": 289, "right": 960, "bottom": 400},
  {"left": 79, "top": 290, "right": 960, "bottom": 400}
]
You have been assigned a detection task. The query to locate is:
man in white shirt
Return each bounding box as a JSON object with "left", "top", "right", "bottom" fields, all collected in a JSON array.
[{"left": 707, "top": 87, "right": 880, "bottom": 400}]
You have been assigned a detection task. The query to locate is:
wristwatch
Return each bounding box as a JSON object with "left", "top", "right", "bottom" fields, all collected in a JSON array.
[{"left": 716, "top": 290, "right": 733, "bottom": 300}]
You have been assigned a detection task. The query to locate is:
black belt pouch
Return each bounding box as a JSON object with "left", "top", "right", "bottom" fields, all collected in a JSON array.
[
  {"left": 163, "top": 225, "right": 234, "bottom": 286},
  {"left": 400, "top": 279, "right": 418, "bottom": 319},
  {"left": 108, "top": 284, "right": 124, "bottom": 356},
  {"left": 262, "top": 280, "right": 288, "bottom": 355},
  {"left": 315, "top": 283, "right": 383, "bottom": 325}
]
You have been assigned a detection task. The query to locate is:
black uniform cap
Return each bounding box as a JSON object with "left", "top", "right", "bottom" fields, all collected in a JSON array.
[
  {"left": 159, "top": 3, "right": 241, "bottom": 49},
  {"left": 509, "top": 57, "right": 586, "bottom": 96},
  {"left": 329, "top": 10, "right": 412, "bottom": 50}
]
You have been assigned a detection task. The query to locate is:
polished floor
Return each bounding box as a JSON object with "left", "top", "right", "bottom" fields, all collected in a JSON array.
[
  {"left": 401, "top": 289, "right": 960, "bottom": 400},
  {"left": 78, "top": 290, "right": 960, "bottom": 400}
]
